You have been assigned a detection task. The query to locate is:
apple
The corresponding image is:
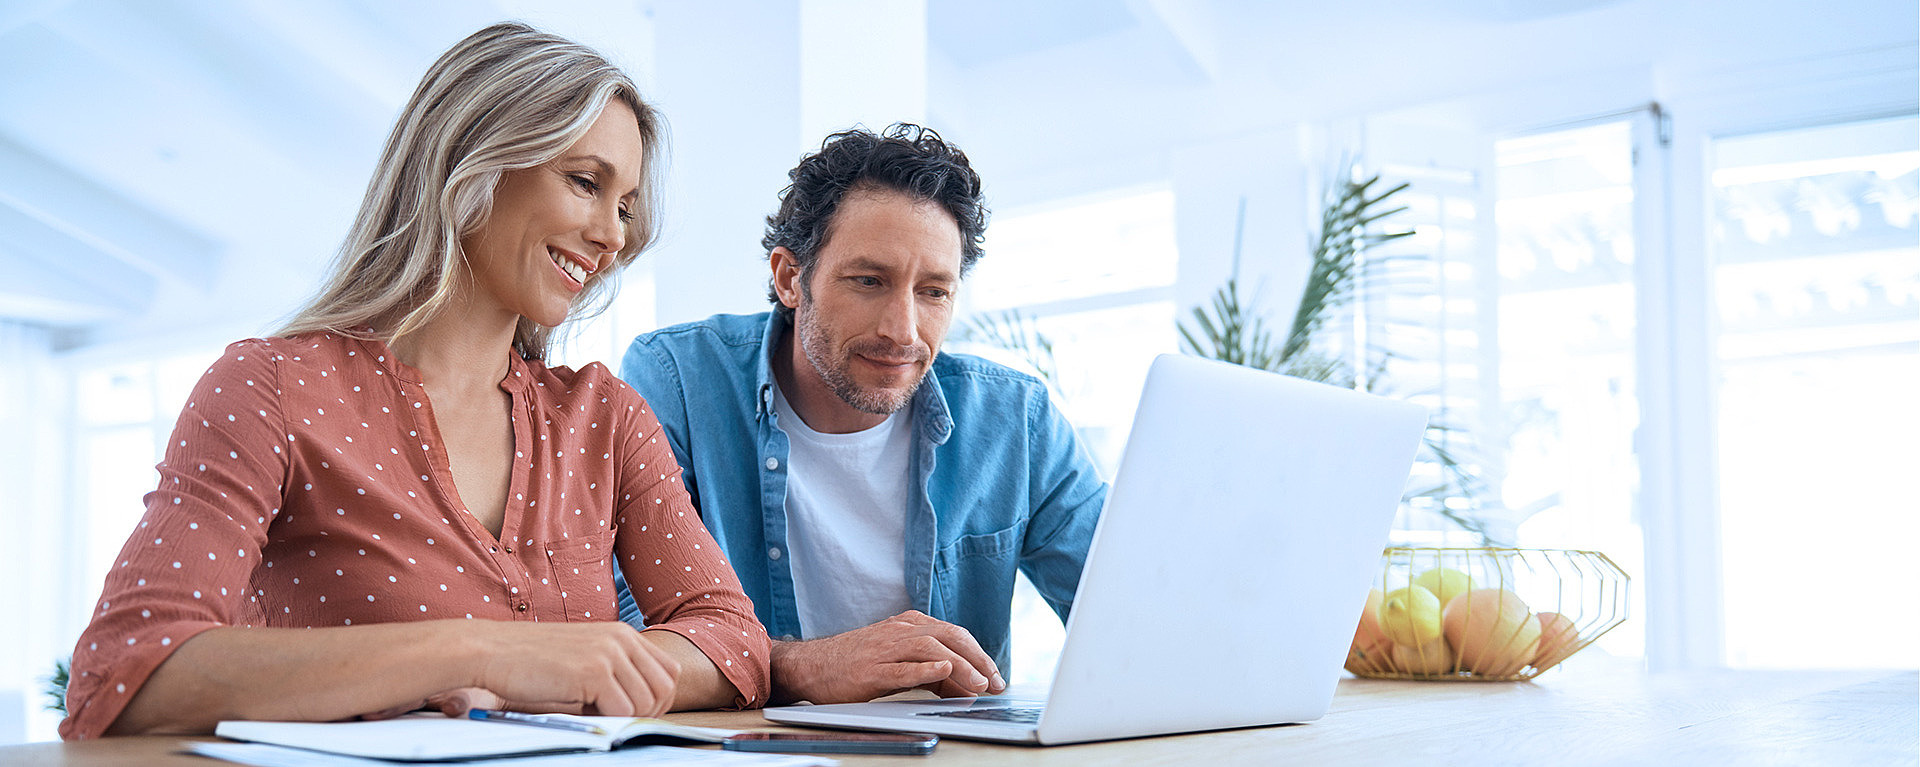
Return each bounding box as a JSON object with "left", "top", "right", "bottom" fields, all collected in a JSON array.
[
  {"left": 1441, "top": 588, "right": 1541, "bottom": 676},
  {"left": 1345, "top": 588, "right": 1394, "bottom": 675},
  {"left": 1531, "top": 611, "right": 1581, "bottom": 672},
  {"left": 1392, "top": 638, "right": 1456, "bottom": 675}
]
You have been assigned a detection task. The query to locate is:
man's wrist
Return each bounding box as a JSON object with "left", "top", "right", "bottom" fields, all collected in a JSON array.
[{"left": 768, "top": 639, "right": 814, "bottom": 706}]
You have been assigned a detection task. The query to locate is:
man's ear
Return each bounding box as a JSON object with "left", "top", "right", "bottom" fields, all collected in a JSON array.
[{"left": 770, "top": 247, "right": 804, "bottom": 310}]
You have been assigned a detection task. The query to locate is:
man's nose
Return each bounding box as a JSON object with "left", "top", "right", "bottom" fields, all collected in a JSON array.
[{"left": 875, "top": 289, "right": 918, "bottom": 347}]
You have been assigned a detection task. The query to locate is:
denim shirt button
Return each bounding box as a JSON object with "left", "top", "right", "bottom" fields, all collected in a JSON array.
[
  {"left": 765, "top": 457, "right": 780, "bottom": 471},
  {"left": 768, "top": 546, "right": 782, "bottom": 560}
]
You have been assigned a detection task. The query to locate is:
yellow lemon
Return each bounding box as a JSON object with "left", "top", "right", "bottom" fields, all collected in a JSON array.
[
  {"left": 1411, "top": 567, "right": 1474, "bottom": 609},
  {"left": 1378, "top": 584, "right": 1443, "bottom": 647}
]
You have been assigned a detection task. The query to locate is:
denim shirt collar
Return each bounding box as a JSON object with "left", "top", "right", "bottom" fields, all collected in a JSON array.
[
  {"left": 753, "top": 311, "right": 953, "bottom": 446},
  {"left": 753, "top": 312, "right": 782, "bottom": 420}
]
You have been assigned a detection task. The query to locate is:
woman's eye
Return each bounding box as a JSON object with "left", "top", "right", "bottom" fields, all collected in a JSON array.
[
  {"left": 570, "top": 175, "right": 598, "bottom": 193},
  {"left": 618, "top": 207, "right": 634, "bottom": 223}
]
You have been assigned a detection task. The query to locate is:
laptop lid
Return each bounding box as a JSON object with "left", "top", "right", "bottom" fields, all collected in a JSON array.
[
  {"left": 1035, "top": 354, "right": 1425, "bottom": 744},
  {"left": 764, "top": 354, "right": 1427, "bottom": 745}
]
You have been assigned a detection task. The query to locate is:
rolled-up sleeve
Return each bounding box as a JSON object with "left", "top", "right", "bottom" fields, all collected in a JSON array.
[
  {"left": 609, "top": 386, "right": 771, "bottom": 708},
  {"left": 61, "top": 341, "right": 288, "bottom": 739}
]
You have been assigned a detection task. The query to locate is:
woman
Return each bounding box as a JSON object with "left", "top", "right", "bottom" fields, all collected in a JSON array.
[{"left": 59, "top": 23, "right": 769, "bottom": 740}]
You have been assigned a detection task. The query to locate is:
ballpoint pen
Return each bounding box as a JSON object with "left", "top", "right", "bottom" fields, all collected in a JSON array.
[{"left": 468, "top": 709, "right": 609, "bottom": 736}]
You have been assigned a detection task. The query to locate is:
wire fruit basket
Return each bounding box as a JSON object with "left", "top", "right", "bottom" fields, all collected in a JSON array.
[{"left": 1345, "top": 547, "right": 1629, "bottom": 681}]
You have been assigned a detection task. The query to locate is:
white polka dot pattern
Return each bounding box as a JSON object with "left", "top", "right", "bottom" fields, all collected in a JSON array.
[{"left": 61, "top": 333, "right": 770, "bottom": 740}]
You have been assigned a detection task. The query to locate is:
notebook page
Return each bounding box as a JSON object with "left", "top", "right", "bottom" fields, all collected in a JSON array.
[
  {"left": 188, "top": 742, "right": 841, "bottom": 766},
  {"left": 214, "top": 715, "right": 605, "bottom": 760}
]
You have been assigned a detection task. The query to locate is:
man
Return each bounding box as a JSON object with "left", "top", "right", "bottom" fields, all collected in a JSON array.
[{"left": 612, "top": 124, "right": 1106, "bottom": 705}]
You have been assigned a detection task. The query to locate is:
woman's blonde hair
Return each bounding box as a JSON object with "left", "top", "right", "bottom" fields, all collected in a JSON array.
[{"left": 280, "top": 22, "right": 664, "bottom": 360}]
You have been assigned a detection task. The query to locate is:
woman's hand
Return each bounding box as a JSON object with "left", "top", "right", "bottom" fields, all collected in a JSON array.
[{"left": 464, "top": 621, "right": 683, "bottom": 718}]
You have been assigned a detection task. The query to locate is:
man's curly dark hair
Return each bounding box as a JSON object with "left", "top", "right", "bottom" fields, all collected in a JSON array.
[{"left": 762, "top": 123, "right": 988, "bottom": 322}]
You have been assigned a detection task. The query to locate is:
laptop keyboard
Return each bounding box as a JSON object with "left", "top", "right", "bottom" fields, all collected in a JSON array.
[{"left": 913, "top": 706, "right": 1044, "bottom": 724}]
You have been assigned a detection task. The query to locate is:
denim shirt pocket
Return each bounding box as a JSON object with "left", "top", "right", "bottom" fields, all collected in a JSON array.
[
  {"left": 931, "top": 523, "right": 1022, "bottom": 608},
  {"left": 933, "top": 523, "right": 1022, "bottom": 573},
  {"left": 546, "top": 530, "right": 618, "bottom": 622}
]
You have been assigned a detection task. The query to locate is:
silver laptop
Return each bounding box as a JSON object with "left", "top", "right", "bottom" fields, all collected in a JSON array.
[{"left": 763, "top": 353, "right": 1427, "bottom": 745}]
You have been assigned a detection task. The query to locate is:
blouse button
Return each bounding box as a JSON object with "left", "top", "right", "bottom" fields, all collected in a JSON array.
[
  {"left": 504, "top": 546, "right": 514, "bottom": 554},
  {"left": 516, "top": 602, "right": 529, "bottom": 612}
]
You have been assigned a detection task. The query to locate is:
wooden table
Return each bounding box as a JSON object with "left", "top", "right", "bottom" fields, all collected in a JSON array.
[{"left": 6, "top": 664, "right": 1914, "bottom": 766}]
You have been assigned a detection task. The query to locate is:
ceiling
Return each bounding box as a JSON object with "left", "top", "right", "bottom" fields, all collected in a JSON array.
[{"left": 1, "top": 0, "right": 1912, "bottom": 348}]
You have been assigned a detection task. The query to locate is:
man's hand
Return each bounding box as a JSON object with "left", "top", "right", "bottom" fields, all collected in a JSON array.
[{"left": 770, "top": 611, "right": 1005, "bottom": 705}]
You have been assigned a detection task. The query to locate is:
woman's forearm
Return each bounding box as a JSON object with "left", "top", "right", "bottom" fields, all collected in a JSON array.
[
  {"left": 107, "top": 619, "right": 712, "bottom": 735},
  {"left": 640, "top": 629, "right": 740, "bottom": 711},
  {"left": 107, "top": 620, "right": 480, "bottom": 735}
]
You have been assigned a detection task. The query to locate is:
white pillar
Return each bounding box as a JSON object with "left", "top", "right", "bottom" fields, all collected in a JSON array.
[
  {"left": 1170, "top": 125, "right": 1311, "bottom": 330},
  {"left": 637, "top": 1, "right": 932, "bottom": 331},
  {"left": 798, "top": 0, "right": 926, "bottom": 149},
  {"left": 642, "top": 2, "right": 806, "bottom": 328}
]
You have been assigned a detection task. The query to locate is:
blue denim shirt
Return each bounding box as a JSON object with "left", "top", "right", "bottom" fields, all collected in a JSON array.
[{"left": 613, "top": 312, "right": 1106, "bottom": 670}]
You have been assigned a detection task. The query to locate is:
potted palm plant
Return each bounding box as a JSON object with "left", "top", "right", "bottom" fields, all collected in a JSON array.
[{"left": 1178, "top": 169, "right": 1496, "bottom": 543}]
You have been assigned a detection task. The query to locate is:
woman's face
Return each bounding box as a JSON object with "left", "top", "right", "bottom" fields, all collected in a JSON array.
[{"left": 461, "top": 100, "right": 644, "bottom": 329}]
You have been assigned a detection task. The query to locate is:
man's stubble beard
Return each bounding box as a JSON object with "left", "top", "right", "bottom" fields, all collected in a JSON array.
[{"left": 795, "top": 303, "right": 928, "bottom": 416}]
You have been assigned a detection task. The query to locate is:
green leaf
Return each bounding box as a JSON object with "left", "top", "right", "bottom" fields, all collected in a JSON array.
[{"left": 45, "top": 656, "right": 69, "bottom": 714}]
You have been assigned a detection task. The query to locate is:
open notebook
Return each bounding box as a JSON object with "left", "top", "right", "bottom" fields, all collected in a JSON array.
[{"left": 213, "top": 713, "right": 739, "bottom": 762}]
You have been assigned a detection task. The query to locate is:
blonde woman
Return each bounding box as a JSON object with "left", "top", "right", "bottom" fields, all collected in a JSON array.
[{"left": 60, "top": 23, "right": 769, "bottom": 739}]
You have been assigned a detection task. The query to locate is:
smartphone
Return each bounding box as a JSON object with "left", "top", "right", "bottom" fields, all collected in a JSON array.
[{"left": 721, "top": 731, "right": 939, "bottom": 756}]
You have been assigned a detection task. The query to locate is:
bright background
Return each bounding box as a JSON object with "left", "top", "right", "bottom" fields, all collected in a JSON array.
[{"left": 2, "top": 0, "right": 1915, "bottom": 743}]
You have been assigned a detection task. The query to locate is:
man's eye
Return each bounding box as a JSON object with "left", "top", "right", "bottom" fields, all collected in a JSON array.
[{"left": 854, "top": 276, "right": 881, "bottom": 287}]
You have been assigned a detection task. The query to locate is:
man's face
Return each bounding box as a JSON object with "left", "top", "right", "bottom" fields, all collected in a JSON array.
[{"left": 774, "top": 188, "right": 963, "bottom": 420}]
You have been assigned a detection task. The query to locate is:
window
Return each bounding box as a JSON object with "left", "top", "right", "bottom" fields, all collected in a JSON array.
[
  {"left": 960, "top": 185, "right": 1182, "bottom": 471},
  {"left": 1368, "top": 117, "right": 1655, "bottom": 657},
  {"left": 1488, "top": 121, "right": 1649, "bottom": 658},
  {"left": 1709, "top": 114, "right": 1920, "bottom": 669}
]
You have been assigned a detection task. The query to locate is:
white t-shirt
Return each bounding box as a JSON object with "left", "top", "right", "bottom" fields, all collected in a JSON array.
[{"left": 772, "top": 382, "right": 914, "bottom": 639}]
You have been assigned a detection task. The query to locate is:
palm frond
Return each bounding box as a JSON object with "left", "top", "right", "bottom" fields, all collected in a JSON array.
[
  {"left": 45, "top": 656, "right": 69, "bottom": 714},
  {"left": 1177, "top": 279, "right": 1285, "bottom": 371},
  {"left": 1282, "top": 175, "right": 1413, "bottom": 363}
]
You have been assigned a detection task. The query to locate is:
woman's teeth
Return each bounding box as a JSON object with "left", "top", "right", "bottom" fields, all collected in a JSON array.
[{"left": 553, "top": 252, "right": 588, "bottom": 284}]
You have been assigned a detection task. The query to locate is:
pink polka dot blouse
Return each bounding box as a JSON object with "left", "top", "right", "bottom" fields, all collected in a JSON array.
[{"left": 60, "top": 333, "right": 771, "bottom": 739}]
